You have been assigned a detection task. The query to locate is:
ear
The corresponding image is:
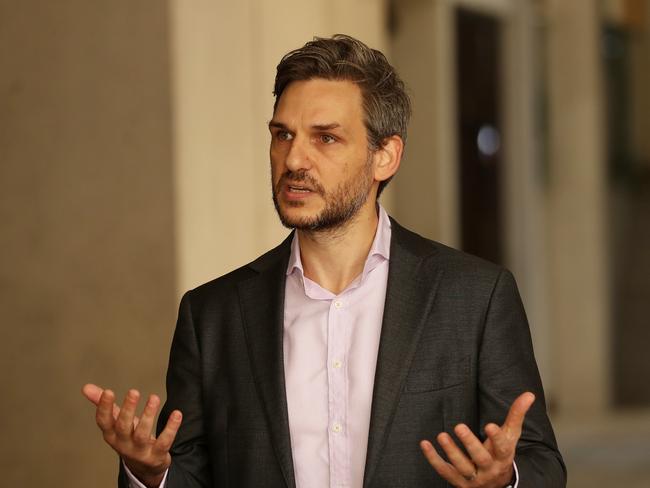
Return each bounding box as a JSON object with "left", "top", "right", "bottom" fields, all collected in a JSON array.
[{"left": 372, "top": 135, "right": 404, "bottom": 184}]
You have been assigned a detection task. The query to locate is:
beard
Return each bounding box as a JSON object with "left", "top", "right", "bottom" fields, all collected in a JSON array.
[{"left": 272, "top": 155, "right": 374, "bottom": 232}]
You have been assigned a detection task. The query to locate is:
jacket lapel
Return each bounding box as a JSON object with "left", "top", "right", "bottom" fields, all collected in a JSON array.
[
  {"left": 238, "top": 236, "right": 296, "bottom": 488},
  {"left": 363, "top": 220, "right": 443, "bottom": 487}
]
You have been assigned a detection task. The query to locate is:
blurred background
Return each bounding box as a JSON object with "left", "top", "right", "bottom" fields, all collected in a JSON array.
[{"left": 1, "top": 0, "right": 649, "bottom": 486}]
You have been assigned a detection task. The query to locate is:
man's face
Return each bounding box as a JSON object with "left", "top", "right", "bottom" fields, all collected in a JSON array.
[{"left": 269, "top": 79, "right": 377, "bottom": 231}]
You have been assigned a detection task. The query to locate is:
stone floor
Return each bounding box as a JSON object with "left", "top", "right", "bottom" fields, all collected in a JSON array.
[{"left": 552, "top": 409, "right": 650, "bottom": 487}]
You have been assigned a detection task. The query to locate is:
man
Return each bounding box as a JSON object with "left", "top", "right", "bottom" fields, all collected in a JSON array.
[{"left": 83, "top": 34, "right": 566, "bottom": 487}]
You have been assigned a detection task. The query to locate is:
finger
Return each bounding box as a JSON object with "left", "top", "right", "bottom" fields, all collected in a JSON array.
[
  {"left": 133, "top": 394, "right": 161, "bottom": 445},
  {"left": 96, "top": 389, "right": 117, "bottom": 432},
  {"left": 485, "top": 423, "right": 516, "bottom": 461},
  {"left": 84, "top": 384, "right": 121, "bottom": 419},
  {"left": 454, "top": 423, "right": 493, "bottom": 469},
  {"left": 436, "top": 432, "right": 478, "bottom": 482},
  {"left": 420, "top": 440, "right": 469, "bottom": 487},
  {"left": 114, "top": 389, "right": 140, "bottom": 439},
  {"left": 153, "top": 410, "right": 182, "bottom": 455},
  {"left": 502, "top": 392, "right": 535, "bottom": 436},
  {"left": 82, "top": 383, "right": 104, "bottom": 405}
]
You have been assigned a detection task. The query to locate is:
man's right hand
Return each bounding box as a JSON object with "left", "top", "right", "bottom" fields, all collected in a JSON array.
[{"left": 82, "top": 383, "right": 182, "bottom": 488}]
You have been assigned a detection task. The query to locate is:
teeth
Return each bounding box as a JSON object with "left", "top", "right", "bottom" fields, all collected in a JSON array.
[{"left": 289, "top": 186, "right": 310, "bottom": 192}]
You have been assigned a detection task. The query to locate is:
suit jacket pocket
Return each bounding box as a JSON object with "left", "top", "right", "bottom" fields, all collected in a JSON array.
[{"left": 404, "top": 355, "right": 470, "bottom": 393}]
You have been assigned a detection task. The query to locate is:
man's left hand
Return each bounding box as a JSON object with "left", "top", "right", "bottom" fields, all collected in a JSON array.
[{"left": 420, "top": 392, "right": 535, "bottom": 487}]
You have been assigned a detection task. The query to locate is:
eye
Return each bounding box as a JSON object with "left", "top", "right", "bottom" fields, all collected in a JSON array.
[
  {"left": 319, "top": 134, "right": 336, "bottom": 144},
  {"left": 275, "top": 130, "right": 293, "bottom": 141}
]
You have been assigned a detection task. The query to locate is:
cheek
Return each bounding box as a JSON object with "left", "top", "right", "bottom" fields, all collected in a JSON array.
[
  {"left": 270, "top": 163, "right": 290, "bottom": 196},
  {"left": 269, "top": 152, "right": 284, "bottom": 176},
  {"left": 270, "top": 140, "right": 289, "bottom": 159}
]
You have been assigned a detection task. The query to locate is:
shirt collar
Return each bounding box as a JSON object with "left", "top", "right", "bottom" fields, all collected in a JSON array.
[{"left": 286, "top": 204, "right": 392, "bottom": 280}]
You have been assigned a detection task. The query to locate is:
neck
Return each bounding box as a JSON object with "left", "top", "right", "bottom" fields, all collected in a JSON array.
[{"left": 297, "top": 201, "right": 379, "bottom": 295}]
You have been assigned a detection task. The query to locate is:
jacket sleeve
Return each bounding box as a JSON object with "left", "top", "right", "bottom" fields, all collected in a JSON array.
[{"left": 478, "top": 269, "right": 567, "bottom": 487}]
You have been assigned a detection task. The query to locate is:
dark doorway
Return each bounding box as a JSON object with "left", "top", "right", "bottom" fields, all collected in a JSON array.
[{"left": 456, "top": 8, "right": 504, "bottom": 265}]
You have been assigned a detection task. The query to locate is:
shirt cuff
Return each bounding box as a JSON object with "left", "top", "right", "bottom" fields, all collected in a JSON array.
[
  {"left": 122, "top": 459, "right": 169, "bottom": 488},
  {"left": 506, "top": 460, "right": 519, "bottom": 488}
]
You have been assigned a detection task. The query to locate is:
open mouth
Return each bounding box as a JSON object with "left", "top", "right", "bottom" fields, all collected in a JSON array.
[{"left": 288, "top": 185, "right": 312, "bottom": 193}]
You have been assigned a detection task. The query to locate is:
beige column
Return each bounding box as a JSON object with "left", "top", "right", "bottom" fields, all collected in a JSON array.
[
  {"left": 545, "top": 0, "right": 610, "bottom": 415},
  {"left": 390, "top": 0, "right": 460, "bottom": 245},
  {"left": 501, "top": 1, "right": 554, "bottom": 398},
  {"left": 169, "top": 0, "right": 259, "bottom": 293}
]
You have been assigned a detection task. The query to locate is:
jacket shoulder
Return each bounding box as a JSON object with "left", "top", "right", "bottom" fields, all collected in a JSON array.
[
  {"left": 390, "top": 218, "right": 504, "bottom": 280},
  {"left": 184, "top": 232, "right": 292, "bottom": 304}
]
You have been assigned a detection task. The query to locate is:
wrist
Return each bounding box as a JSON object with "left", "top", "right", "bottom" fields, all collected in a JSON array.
[
  {"left": 502, "top": 461, "right": 517, "bottom": 488},
  {"left": 140, "top": 474, "right": 165, "bottom": 488},
  {"left": 123, "top": 458, "right": 167, "bottom": 488}
]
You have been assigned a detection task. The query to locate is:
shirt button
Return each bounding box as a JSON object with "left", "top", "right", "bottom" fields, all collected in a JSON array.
[
  {"left": 334, "top": 300, "right": 342, "bottom": 309},
  {"left": 333, "top": 360, "right": 342, "bottom": 369},
  {"left": 332, "top": 422, "right": 342, "bottom": 433}
]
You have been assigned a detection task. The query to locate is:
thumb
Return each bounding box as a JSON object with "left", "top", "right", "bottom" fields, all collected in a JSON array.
[
  {"left": 81, "top": 383, "right": 104, "bottom": 405},
  {"left": 82, "top": 383, "right": 122, "bottom": 419},
  {"left": 503, "top": 392, "right": 535, "bottom": 436}
]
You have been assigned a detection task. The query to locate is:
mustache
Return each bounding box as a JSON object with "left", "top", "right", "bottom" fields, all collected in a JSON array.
[{"left": 275, "top": 170, "right": 325, "bottom": 195}]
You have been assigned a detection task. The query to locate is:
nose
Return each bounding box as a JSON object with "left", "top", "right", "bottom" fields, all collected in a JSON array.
[{"left": 284, "top": 135, "right": 313, "bottom": 172}]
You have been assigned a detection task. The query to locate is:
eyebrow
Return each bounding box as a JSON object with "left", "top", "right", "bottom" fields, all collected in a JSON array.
[
  {"left": 268, "top": 121, "right": 288, "bottom": 130},
  {"left": 312, "top": 123, "right": 341, "bottom": 131},
  {"left": 268, "top": 121, "right": 343, "bottom": 132}
]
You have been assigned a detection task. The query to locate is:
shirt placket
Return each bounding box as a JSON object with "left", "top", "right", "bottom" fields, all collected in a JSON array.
[{"left": 327, "top": 294, "right": 350, "bottom": 488}]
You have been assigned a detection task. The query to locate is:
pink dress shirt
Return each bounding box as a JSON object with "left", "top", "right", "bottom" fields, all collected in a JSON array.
[{"left": 283, "top": 206, "right": 391, "bottom": 488}]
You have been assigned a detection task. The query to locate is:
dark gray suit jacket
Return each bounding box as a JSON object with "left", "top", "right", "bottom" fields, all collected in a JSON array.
[{"left": 119, "top": 219, "right": 566, "bottom": 487}]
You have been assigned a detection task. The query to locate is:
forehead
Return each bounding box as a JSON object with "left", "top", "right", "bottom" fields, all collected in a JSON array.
[{"left": 273, "top": 78, "right": 364, "bottom": 125}]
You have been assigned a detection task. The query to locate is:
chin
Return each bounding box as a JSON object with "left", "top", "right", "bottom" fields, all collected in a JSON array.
[
  {"left": 277, "top": 207, "right": 320, "bottom": 229},
  {"left": 272, "top": 192, "right": 329, "bottom": 230}
]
